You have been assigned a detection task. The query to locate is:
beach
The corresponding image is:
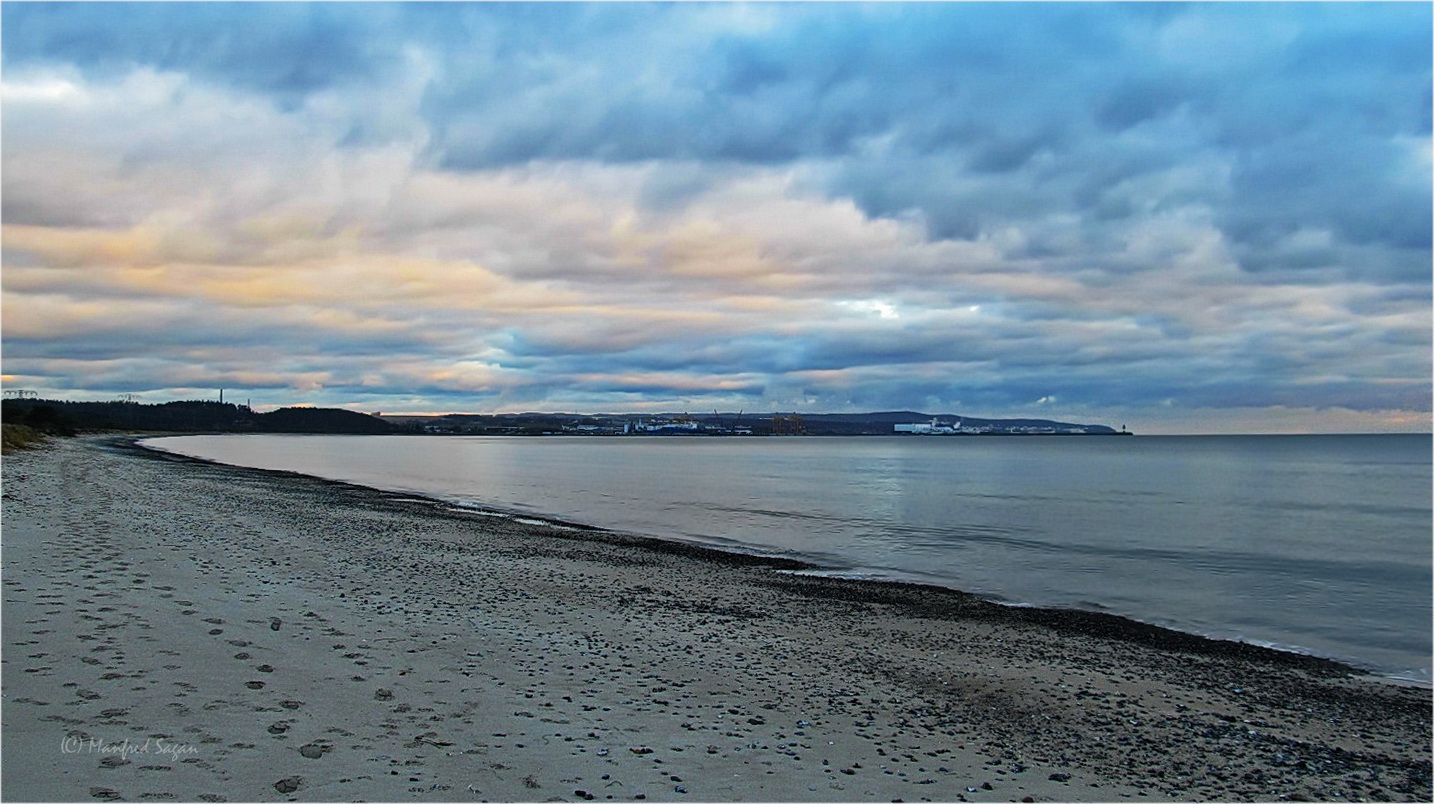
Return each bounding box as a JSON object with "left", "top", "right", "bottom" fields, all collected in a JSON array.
[{"left": 2, "top": 436, "right": 1429, "bottom": 803}]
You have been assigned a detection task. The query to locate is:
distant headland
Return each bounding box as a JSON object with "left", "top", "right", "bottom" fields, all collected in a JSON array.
[
  {"left": 1, "top": 398, "right": 1130, "bottom": 438},
  {"left": 385, "top": 410, "right": 1130, "bottom": 436}
]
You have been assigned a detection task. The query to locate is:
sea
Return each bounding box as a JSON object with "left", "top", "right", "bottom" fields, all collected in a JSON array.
[{"left": 143, "top": 433, "right": 1431, "bottom": 683}]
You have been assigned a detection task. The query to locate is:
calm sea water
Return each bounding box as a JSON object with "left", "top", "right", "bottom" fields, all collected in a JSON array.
[{"left": 144, "top": 433, "right": 1431, "bottom": 682}]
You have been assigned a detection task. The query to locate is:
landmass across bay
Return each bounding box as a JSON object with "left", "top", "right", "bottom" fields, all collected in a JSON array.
[
  {"left": 2, "top": 397, "right": 1129, "bottom": 437},
  {"left": 390, "top": 410, "right": 1130, "bottom": 436}
]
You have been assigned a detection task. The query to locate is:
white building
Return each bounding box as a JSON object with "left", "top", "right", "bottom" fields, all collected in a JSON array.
[{"left": 894, "top": 418, "right": 961, "bottom": 434}]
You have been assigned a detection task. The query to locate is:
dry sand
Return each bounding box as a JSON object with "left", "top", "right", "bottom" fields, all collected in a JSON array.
[{"left": 2, "top": 435, "right": 1429, "bottom": 803}]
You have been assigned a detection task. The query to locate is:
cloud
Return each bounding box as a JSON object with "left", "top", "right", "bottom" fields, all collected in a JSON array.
[{"left": 1, "top": 3, "right": 1428, "bottom": 432}]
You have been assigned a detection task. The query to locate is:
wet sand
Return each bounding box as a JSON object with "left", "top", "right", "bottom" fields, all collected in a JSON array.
[{"left": 2, "top": 435, "right": 1429, "bottom": 802}]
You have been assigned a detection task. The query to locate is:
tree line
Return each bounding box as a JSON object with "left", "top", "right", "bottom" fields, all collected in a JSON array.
[{"left": 1, "top": 399, "right": 395, "bottom": 436}]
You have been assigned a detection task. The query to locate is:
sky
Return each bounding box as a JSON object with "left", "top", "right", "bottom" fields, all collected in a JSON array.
[{"left": 2, "top": 2, "right": 1430, "bottom": 434}]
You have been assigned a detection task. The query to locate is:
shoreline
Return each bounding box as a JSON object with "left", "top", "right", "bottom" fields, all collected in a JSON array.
[
  {"left": 4, "top": 435, "right": 1430, "bottom": 802},
  {"left": 132, "top": 435, "right": 1402, "bottom": 684}
]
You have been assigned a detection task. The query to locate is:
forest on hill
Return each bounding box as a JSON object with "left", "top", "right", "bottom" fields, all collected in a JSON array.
[{"left": 1, "top": 399, "right": 394, "bottom": 436}]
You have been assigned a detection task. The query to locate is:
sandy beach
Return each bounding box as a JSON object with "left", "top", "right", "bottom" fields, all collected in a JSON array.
[{"left": 2, "top": 436, "right": 1429, "bottom": 803}]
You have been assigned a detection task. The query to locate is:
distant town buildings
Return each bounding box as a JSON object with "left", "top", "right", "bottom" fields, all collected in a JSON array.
[
  {"left": 894, "top": 418, "right": 963, "bottom": 434},
  {"left": 394, "top": 411, "right": 1124, "bottom": 437},
  {"left": 893, "top": 418, "right": 1102, "bottom": 435}
]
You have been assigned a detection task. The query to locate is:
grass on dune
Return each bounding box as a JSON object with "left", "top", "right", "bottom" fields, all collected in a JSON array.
[{"left": 2, "top": 423, "right": 51, "bottom": 454}]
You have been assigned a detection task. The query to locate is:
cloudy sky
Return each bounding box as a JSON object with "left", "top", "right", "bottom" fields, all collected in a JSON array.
[{"left": 2, "top": 2, "right": 1429, "bottom": 433}]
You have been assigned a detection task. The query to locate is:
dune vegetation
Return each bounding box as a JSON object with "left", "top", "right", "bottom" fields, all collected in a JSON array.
[{"left": 1, "top": 423, "right": 50, "bottom": 454}]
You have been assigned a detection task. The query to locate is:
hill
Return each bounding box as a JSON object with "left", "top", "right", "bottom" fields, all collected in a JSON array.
[{"left": 0, "top": 399, "right": 394, "bottom": 435}]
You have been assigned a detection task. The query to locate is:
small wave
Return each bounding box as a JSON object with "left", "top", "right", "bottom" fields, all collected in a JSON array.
[
  {"left": 514, "top": 517, "right": 583, "bottom": 532},
  {"left": 440, "top": 501, "right": 512, "bottom": 518},
  {"left": 391, "top": 496, "right": 446, "bottom": 506},
  {"left": 774, "top": 568, "right": 891, "bottom": 583},
  {"left": 1380, "top": 670, "right": 1433, "bottom": 688},
  {"left": 441, "top": 502, "right": 591, "bottom": 532}
]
